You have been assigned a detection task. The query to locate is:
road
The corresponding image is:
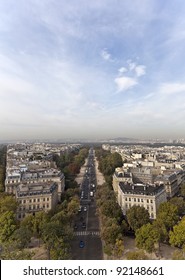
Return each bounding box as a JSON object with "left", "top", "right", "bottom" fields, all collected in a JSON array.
[{"left": 70, "top": 147, "right": 103, "bottom": 260}]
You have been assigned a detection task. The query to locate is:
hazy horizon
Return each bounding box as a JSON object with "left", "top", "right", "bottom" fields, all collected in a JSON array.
[{"left": 1, "top": 1, "right": 185, "bottom": 141}]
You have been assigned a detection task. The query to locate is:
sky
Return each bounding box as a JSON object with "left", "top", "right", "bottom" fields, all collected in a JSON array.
[{"left": 1, "top": 0, "right": 185, "bottom": 141}]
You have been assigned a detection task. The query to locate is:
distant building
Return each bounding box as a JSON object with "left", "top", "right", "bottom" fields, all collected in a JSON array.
[
  {"left": 113, "top": 167, "right": 133, "bottom": 193},
  {"left": 117, "top": 182, "right": 167, "bottom": 219},
  {"left": 5, "top": 168, "right": 65, "bottom": 201},
  {"left": 130, "top": 167, "right": 160, "bottom": 184}
]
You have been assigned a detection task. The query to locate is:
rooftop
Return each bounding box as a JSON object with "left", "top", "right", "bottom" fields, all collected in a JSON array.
[{"left": 119, "top": 182, "right": 165, "bottom": 196}]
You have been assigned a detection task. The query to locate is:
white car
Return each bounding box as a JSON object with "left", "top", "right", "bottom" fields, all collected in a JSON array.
[{"left": 83, "top": 206, "right": 87, "bottom": 212}]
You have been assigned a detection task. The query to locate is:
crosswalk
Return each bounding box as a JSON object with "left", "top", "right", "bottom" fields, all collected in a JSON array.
[{"left": 74, "top": 231, "right": 100, "bottom": 236}]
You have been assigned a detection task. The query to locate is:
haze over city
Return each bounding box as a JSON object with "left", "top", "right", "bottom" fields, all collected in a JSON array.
[{"left": 0, "top": 0, "right": 185, "bottom": 141}]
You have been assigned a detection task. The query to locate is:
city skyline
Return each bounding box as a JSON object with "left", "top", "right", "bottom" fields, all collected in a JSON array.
[{"left": 1, "top": 0, "right": 185, "bottom": 141}]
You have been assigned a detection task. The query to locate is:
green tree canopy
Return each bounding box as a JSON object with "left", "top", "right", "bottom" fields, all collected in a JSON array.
[
  {"left": 126, "top": 250, "right": 149, "bottom": 260},
  {"left": 135, "top": 223, "right": 160, "bottom": 253},
  {"left": 169, "top": 197, "right": 185, "bottom": 216},
  {"left": 0, "top": 211, "right": 17, "bottom": 243},
  {"left": 169, "top": 217, "right": 185, "bottom": 248},
  {"left": 126, "top": 205, "right": 150, "bottom": 231},
  {"left": 156, "top": 202, "right": 179, "bottom": 231},
  {"left": 0, "top": 194, "right": 18, "bottom": 213},
  {"left": 180, "top": 184, "right": 185, "bottom": 197}
]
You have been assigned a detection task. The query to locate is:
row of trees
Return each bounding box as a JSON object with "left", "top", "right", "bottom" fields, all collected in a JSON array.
[
  {"left": 95, "top": 148, "right": 126, "bottom": 258},
  {"left": 53, "top": 147, "right": 88, "bottom": 189}
]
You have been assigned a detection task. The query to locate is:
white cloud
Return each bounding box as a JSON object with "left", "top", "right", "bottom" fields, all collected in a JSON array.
[
  {"left": 135, "top": 65, "right": 146, "bottom": 77},
  {"left": 115, "top": 76, "right": 137, "bottom": 92},
  {"left": 118, "top": 67, "right": 127, "bottom": 74},
  {"left": 127, "top": 61, "right": 136, "bottom": 71},
  {"left": 159, "top": 82, "right": 185, "bottom": 95},
  {"left": 101, "top": 48, "right": 111, "bottom": 61}
]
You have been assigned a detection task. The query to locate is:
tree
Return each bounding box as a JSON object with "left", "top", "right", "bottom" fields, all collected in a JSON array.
[
  {"left": 121, "top": 220, "right": 129, "bottom": 234},
  {"left": 126, "top": 250, "right": 149, "bottom": 260},
  {"left": 126, "top": 205, "right": 150, "bottom": 231},
  {"left": 172, "top": 249, "right": 185, "bottom": 260},
  {"left": 101, "top": 218, "right": 122, "bottom": 245},
  {"left": 100, "top": 199, "right": 122, "bottom": 221},
  {"left": 41, "top": 221, "right": 73, "bottom": 259},
  {"left": 180, "top": 184, "right": 185, "bottom": 197},
  {"left": 169, "top": 197, "right": 185, "bottom": 216},
  {"left": 169, "top": 217, "right": 185, "bottom": 248},
  {"left": 0, "top": 211, "right": 17, "bottom": 243},
  {"left": 152, "top": 219, "right": 168, "bottom": 243},
  {"left": 156, "top": 202, "right": 179, "bottom": 231},
  {"left": 135, "top": 223, "right": 160, "bottom": 253},
  {"left": 113, "top": 238, "right": 124, "bottom": 258},
  {"left": 67, "top": 196, "right": 80, "bottom": 219},
  {"left": 0, "top": 194, "right": 18, "bottom": 213},
  {"left": 10, "top": 227, "right": 32, "bottom": 249}
]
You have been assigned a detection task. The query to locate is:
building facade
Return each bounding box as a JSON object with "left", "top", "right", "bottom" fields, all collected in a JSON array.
[
  {"left": 117, "top": 182, "right": 167, "bottom": 219},
  {"left": 16, "top": 182, "right": 58, "bottom": 220}
]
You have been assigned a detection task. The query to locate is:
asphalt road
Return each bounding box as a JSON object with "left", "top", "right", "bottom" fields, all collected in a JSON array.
[{"left": 70, "top": 148, "right": 103, "bottom": 260}]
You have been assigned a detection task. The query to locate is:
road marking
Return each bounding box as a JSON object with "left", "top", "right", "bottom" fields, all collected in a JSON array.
[{"left": 74, "top": 231, "right": 100, "bottom": 236}]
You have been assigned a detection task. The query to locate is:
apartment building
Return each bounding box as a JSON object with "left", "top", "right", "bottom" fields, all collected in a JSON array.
[
  {"left": 113, "top": 167, "right": 133, "bottom": 193},
  {"left": 117, "top": 182, "right": 167, "bottom": 219},
  {"left": 16, "top": 182, "right": 58, "bottom": 220},
  {"left": 5, "top": 168, "right": 65, "bottom": 201},
  {"left": 130, "top": 167, "right": 160, "bottom": 184},
  {"left": 155, "top": 171, "right": 179, "bottom": 198}
]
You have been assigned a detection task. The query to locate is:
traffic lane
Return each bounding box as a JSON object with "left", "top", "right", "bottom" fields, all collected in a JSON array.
[
  {"left": 87, "top": 204, "right": 100, "bottom": 231},
  {"left": 71, "top": 235, "right": 103, "bottom": 260}
]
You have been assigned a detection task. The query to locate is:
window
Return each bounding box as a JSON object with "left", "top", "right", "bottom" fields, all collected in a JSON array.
[
  {"left": 43, "top": 198, "right": 45, "bottom": 202},
  {"left": 47, "top": 197, "right": 49, "bottom": 201},
  {"left": 134, "top": 198, "right": 136, "bottom": 202},
  {"left": 125, "top": 197, "right": 127, "bottom": 201},
  {"left": 147, "top": 199, "right": 149, "bottom": 203},
  {"left": 150, "top": 199, "right": 153, "bottom": 203},
  {"left": 37, "top": 198, "right": 40, "bottom": 202},
  {"left": 138, "top": 198, "right": 140, "bottom": 202},
  {"left": 129, "top": 198, "right": 131, "bottom": 201},
  {"left": 141, "top": 199, "right": 143, "bottom": 203}
]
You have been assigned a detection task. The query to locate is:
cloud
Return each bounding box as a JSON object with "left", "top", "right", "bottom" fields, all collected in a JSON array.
[
  {"left": 159, "top": 82, "right": 185, "bottom": 95},
  {"left": 127, "top": 61, "right": 136, "bottom": 71},
  {"left": 118, "top": 67, "right": 127, "bottom": 74},
  {"left": 101, "top": 48, "right": 111, "bottom": 61},
  {"left": 115, "top": 76, "right": 138, "bottom": 92},
  {"left": 135, "top": 65, "right": 146, "bottom": 77}
]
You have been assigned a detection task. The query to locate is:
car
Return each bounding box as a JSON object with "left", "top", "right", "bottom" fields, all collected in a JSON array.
[
  {"left": 78, "top": 206, "right": 82, "bottom": 212},
  {"left": 79, "top": 240, "right": 85, "bottom": 248},
  {"left": 83, "top": 206, "right": 87, "bottom": 212},
  {"left": 82, "top": 222, "right": 86, "bottom": 228}
]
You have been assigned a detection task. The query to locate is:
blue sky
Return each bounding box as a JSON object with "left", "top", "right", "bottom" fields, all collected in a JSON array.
[{"left": 0, "top": 0, "right": 185, "bottom": 141}]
